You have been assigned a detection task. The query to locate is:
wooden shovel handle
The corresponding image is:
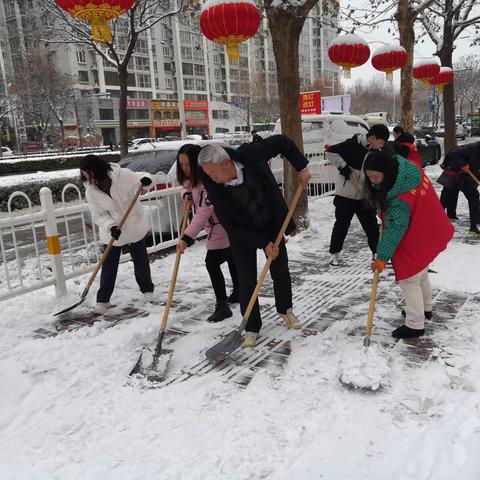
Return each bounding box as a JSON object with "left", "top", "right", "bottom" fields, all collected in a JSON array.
[
  {"left": 365, "top": 268, "right": 380, "bottom": 338},
  {"left": 160, "top": 203, "right": 192, "bottom": 330},
  {"left": 85, "top": 184, "right": 144, "bottom": 292},
  {"left": 465, "top": 168, "right": 480, "bottom": 186},
  {"left": 243, "top": 183, "right": 305, "bottom": 322}
]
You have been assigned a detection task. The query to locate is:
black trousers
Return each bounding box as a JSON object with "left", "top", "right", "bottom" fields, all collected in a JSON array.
[
  {"left": 230, "top": 240, "right": 292, "bottom": 333},
  {"left": 205, "top": 247, "right": 239, "bottom": 303},
  {"left": 460, "top": 182, "right": 480, "bottom": 227},
  {"left": 97, "top": 237, "right": 154, "bottom": 303},
  {"left": 329, "top": 196, "right": 379, "bottom": 255},
  {"left": 440, "top": 186, "right": 459, "bottom": 218}
]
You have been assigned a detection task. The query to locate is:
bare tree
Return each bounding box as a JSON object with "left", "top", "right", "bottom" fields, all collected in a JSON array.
[
  {"left": 0, "top": 97, "right": 16, "bottom": 158},
  {"left": 454, "top": 55, "right": 480, "bottom": 125},
  {"left": 264, "top": 0, "right": 334, "bottom": 230},
  {"left": 419, "top": 0, "right": 480, "bottom": 152},
  {"left": 249, "top": 73, "right": 280, "bottom": 125},
  {"left": 37, "top": 0, "right": 186, "bottom": 156}
]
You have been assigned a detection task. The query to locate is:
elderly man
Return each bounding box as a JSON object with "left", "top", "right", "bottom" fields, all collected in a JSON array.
[{"left": 197, "top": 135, "right": 311, "bottom": 348}]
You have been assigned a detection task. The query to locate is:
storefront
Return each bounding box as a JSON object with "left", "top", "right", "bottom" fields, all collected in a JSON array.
[
  {"left": 184, "top": 100, "right": 209, "bottom": 136},
  {"left": 151, "top": 100, "right": 181, "bottom": 138}
]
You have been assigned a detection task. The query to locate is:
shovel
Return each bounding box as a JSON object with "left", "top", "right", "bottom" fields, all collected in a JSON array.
[
  {"left": 205, "top": 183, "right": 305, "bottom": 364},
  {"left": 54, "top": 184, "right": 144, "bottom": 316},
  {"left": 363, "top": 268, "right": 380, "bottom": 347},
  {"left": 462, "top": 164, "right": 480, "bottom": 185},
  {"left": 129, "top": 203, "right": 191, "bottom": 381}
]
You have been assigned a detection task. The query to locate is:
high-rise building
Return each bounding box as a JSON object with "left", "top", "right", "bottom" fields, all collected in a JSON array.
[{"left": 0, "top": 0, "right": 338, "bottom": 145}]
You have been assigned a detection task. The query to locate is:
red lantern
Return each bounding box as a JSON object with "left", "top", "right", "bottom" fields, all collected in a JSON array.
[
  {"left": 328, "top": 34, "right": 370, "bottom": 79},
  {"left": 371, "top": 45, "right": 407, "bottom": 82},
  {"left": 413, "top": 59, "right": 441, "bottom": 87},
  {"left": 55, "top": 0, "right": 136, "bottom": 43},
  {"left": 430, "top": 67, "right": 455, "bottom": 92},
  {"left": 200, "top": 0, "right": 261, "bottom": 61}
]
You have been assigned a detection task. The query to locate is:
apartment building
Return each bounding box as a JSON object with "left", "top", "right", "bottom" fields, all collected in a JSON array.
[{"left": 0, "top": 0, "right": 338, "bottom": 146}]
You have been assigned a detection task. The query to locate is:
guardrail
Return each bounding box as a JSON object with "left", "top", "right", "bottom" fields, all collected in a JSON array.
[{"left": 0, "top": 164, "right": 338, "bottom": 302}]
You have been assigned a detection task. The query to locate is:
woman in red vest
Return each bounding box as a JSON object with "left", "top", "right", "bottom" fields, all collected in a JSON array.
[{"left": 364, "top": 151, "right": 454, "bottom": 339}]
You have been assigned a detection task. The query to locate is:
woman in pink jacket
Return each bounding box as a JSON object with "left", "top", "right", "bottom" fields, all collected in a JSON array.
[{"left": 176, "top": 144, "right": 239, "bottom": 322}]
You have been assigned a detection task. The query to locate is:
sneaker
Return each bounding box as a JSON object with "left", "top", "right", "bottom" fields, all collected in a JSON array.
[
  {"left": 329, "top": 253, "right": 339, "bottom": 266},
  {"left": 94, "top": 302, "right": 110, "bottom": 314},
  {"left": 207, "top": 300, "right": 233, "bottom": 323},
  {"left": 469, "top": 225, "right": 480, "bottom": 237},
  {"left": 143, "top": 292, "right": 154, "bottom": 303},
  {"left": 241, "top": 332, "right": 259, "bottom": 348},
  {"left": 401, "top": 309, "right": 433, "bottom": 319},
  {"left": 278, "top": 308, "right": 302, "bottom": 329},
  {"left": 227, "top": 290, "right": 239, "bottom": 304},
  {"left": 392, "top": 325, "right": 425, "bottom": 339}
]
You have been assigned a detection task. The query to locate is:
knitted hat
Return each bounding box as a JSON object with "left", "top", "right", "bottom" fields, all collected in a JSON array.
[{"left": 364, "top": 150, "right": 396, "bottom": 174}]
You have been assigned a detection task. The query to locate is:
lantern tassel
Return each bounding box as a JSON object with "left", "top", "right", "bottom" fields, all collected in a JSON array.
[
  {"left": 342, "top": 66, "right": 351, "bottom": 79},
  {"left": 226, "top": 44, "right": 240, "bottom": 62},
  {"left": 91, "top": 17, "right": 113, "bottom": 44},
  {"left": 386, "top": 71, "right": 393, "bottom": 83}
]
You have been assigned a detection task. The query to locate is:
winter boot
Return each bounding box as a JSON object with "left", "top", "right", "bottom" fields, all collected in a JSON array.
[
  {"left": 227, "top": 289, "right": 239, "bottom": 304},
  {"left": 469, "top": 225, "right": 480, "bottom": 237},
  {"left": 401, "top": 309, "right": 433, "bottom": 319},
  {"left": 207, "top": 300, "right": 233, "bottom": 323},
  {"left": 241, "top": 332, "right": 259, "bottom": 348},
  {"left": 278, "top": 309, "right": 302, "bottom": 329},
  {"left": 329, "top": 253, "right": 340, "bottom": 266},
  {"left": 94, "top": 302, "right": 111, "bottom": 314},
  {"left": 143, "top": 292, "right": 154, "bottom": 303},
  {"left": 392, "top": 324, "right": 425, "bottom": 339}
]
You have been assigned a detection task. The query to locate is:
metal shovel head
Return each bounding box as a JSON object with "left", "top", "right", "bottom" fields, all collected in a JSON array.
[
  {"left": 129, "top": 345, "right": 174, "bottom": 382},
  {"left": 53, "top": 294, "right": 87, "bottom": 316},
  {"left": 205, "top": 329, "right": 244, "bottom": 364}
]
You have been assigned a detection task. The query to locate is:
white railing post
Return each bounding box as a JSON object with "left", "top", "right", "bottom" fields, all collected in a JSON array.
[{"left": 40, "top": 187, "right": 67, "bottom": 297}]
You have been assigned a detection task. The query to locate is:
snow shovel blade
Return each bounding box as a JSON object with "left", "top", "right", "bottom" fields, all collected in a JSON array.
[
  {"left": 53, "top": 290, "right": 88, "bottom": 316},
  {"left": 205, "top": 329, "right": 244, "bottom": 364},
  {"left": 129, "top": 345, "right": 174, "bottom": 381}
]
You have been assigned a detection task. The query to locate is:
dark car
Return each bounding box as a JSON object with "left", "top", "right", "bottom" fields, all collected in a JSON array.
[{"left": 413, "top": 129, "right": 442, "bottom": 167}]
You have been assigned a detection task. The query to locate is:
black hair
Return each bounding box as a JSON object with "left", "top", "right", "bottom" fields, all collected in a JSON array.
[
  {"left": 176, "top": 144, "right": 202, "bottom": 187},
  {"left": 393, "top": 125, "right": 404, "bottom": 135},
  {"left": 367, "top": 124, "right": 390, "bottom": 142},
  {"left": 363, "top": 150, "right": 399, "bottom": 210},
  {"left": 251, "top": 130, "right": 257, "bottom": 135},
  {"left": 79, "top": 154, "right": 112, "bottom": 182}
]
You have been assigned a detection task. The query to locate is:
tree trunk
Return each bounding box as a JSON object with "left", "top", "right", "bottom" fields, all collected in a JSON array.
[
  {"left": 267, "top": 9, "right": 308, "bottom": 230},
  {"left": 118, "top": 64, "right": 129, "bottom": 157},
  {"left": 396, "top": 0, "right": 415, "bottom": 132}
]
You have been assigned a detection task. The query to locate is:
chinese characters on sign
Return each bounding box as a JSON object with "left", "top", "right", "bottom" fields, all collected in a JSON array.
[{"left": 299, "top": 91, "right": 322, "bottom": 115}]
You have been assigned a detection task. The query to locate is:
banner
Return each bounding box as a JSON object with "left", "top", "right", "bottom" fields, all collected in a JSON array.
[{"left": 300, "top": 91, "right": 321, "bottom": 115}]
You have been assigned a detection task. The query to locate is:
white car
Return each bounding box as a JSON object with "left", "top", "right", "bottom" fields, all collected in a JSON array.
[
  {"left": 128, "top": 138, "right": 163, "bottom": 151},
  {"left": 1, "top": 146, "right": 13, "bottom": 157}
]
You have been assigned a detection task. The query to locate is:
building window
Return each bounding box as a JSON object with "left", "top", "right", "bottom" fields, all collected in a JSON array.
[
  {"left": 137, "top": 74, "right": 151, "bottom": 88},
  {"left": 78, "top": 70, "right": 89, "bottom": 83},
  {"left": 99, "top": 109, "right": 114, "bottom": 120},
  {"left": 127, "top": 109, "right": 149, "bottom": 120},
  {"left": 76, "top": 50, "right": 86, "bottom": 64},
  {"left": 194, "top": 64, "right": 205, "bottom": 76},
  {"left": 136, "top": 39, "right": 148, "bottom": 54},
  {"left": 195, "top": 79, "right": 206, "bottom": 91},
  {"left": 179, "top": 30, "right": 190, "bottom": 44},
  {"left": 181, "top": 47, "right": 192, "bottom": 60},
  {"left": 166, "top": 78, "right": 173, "bottom": 89},
  {"left": 183, "top": 78, "right": 195, "bottom": 90},
  {"left": 182, "top": 63, "right": 193, "bottom": 75},
  {"left": 162, "top": 45, "right": 172, "bottom": 57},
  {"left": 135, "top": 56, "right": 150, "bottom": 71},
  {"left": 164, "top": 62, "right": 171, "bottom": 72}
]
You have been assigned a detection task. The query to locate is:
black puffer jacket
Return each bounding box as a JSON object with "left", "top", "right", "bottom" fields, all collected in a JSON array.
[
  {"left": 443, "top": 141, "right": 480, "bottom": 186},
  {"left": 199, "top": 135, "right": 308, "bottom": 249}
]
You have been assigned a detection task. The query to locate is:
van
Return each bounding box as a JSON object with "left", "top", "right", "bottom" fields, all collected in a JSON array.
[{"left": 364, "top": 112, "right": 389, "bottom": 127}]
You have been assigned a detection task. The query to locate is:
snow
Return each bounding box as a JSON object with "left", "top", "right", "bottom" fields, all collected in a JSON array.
[
  {"left": 1, "top": 171, "right": 480, "bottom": 478},
  {"left": 0, "top": 168, "right": 79, "bottom": 188},
  {"left": 373, "top": 44, "right": 406, "bottom": 56},
  {"left": 202, "top": 0, "right": 257, "bottom": 11},
  {"left": 329, "top": 33, "right": 369, "bottom": 47},
  {"left": 414, "top": 58, "right": 441, "bottom": 68}
]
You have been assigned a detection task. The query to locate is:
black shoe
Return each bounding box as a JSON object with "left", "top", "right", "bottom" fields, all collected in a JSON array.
[
  {"left": 227, "top": 290, "right": 239, "bottom": 304},
  {"left": 392, "top": 325, "right": 425, "bottom": 339},
  {"left": 469, "top": 225, "right": 480, "bottom": 236},
  {"left": 401, "top": 309, "right": 433, "bottom": 319},
  {"left": 207, "top": 300, "right": 233, "bottom": 323}
]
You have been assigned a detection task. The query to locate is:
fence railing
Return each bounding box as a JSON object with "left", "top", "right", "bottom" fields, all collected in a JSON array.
[{"left": 0, "top": 163, "right": 338, "bottom": 302}]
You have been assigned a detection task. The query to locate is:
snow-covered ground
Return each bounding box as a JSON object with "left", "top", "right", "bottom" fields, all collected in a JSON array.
[{"left": 1, "top": 172, "right": 480, "bottom": 479}]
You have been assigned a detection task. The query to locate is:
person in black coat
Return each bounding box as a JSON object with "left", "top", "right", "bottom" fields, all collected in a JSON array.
[
  {"left": 197, "top": 135, "right": 311, "bottom": 348},
  {"left": 443, "top": 141, "right": 480, "bottom": 236}
]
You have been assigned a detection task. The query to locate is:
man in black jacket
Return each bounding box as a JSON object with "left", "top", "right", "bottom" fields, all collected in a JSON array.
[
  {"left": 198, "top": 135, "right": 311, "bottom": 348},
  {"left": 443, "top": 141, "right": 480, "bottom": 236},
  {"left": 324, "top": 124, "right": 389, "bottom": 266}
]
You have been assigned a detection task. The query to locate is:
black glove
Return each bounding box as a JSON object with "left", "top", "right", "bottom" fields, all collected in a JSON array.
[
  {"left": 339, "top": 165, "right": 351, "bottom": 179},
  {"left": 141, "top": 176, "right": 152, "bottom": 187},
  {"left": 110, "top": 226, "right": 121, "bottom": 240}
]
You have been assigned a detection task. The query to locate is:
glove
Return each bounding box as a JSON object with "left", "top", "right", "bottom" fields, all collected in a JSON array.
[
  {"left": 339, "top": 165, "right": 351, "bottom": 179},
  {"left": 110, "top": 226, "right": 121, "bottom": 240},
  {"left": 371, "top": 259, "right": 387, "bottom": 273},
  {"left": 461, "top": 164, "right": 470, "bottom": 173},
  {"left": 141, "top": 176, "right": 152, "bottom": 186}
]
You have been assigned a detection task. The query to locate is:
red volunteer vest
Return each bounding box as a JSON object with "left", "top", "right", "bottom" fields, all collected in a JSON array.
[{"left": 389, "top": 170, "right": 454, "bottom": 280}]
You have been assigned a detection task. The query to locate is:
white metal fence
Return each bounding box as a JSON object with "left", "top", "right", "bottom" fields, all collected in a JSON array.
[{"left": 0, "top": 163, "right": 338, "bottom": 302}]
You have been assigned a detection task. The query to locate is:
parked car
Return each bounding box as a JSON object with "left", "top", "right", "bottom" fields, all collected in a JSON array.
[
  {"left": 412, "top": 130, "right": 442, "bottom": 166},
  {"left": 434, "top": 124, "right": 466, "bottom": 140},
  {"left": 1, "top": 146, "right": 13, "bottom": 157},
  {"left": 119, "top": 139, "right": 225, "bottom": 234}
]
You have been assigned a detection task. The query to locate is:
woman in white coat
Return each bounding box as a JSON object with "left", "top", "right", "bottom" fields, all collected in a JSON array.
[{"left": 80, "top": 154, "right": 154, "bottom": 313}]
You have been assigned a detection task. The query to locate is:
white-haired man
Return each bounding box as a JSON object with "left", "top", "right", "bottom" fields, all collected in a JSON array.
[{"left": 197, "top": 135, "right": 311, "bottom": 348}]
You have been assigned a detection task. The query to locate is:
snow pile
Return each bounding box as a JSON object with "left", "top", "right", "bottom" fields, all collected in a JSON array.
[
  {"left": 329, "top": 33, "right": 369, "bottom": 47},
  {"left": 373, "top": 44, "right": 406, "bottom": 56},
  {"left": 339, "top": 342, "right": 391, "bottom": 391}
]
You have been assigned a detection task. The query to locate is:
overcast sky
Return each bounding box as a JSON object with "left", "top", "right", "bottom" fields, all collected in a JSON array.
[{"left": 339, "top": 0, "right": 478, "bottom": 88}]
